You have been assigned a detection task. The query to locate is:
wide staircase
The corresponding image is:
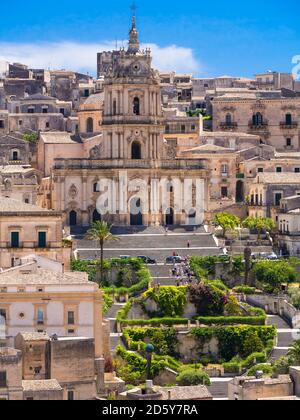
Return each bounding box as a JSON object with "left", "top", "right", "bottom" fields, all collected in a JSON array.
[
  {"left": 74, "top": 226, "right": 223, "bottom": 262},
  {"left": 208, "top": 378, "right": 233, "bottom": 400}
]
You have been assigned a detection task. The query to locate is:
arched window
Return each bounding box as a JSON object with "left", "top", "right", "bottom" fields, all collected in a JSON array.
[
  {"left": 133, "top": 97, "right": 140, "bottom": 115},
  {"left": 252, "top": 112, "right": 263, "bottom": 126},
  {"left": 285, "top": 113, "right": 292, "bottom": 125},
  {"left": 131, "top": 141, "right": 141, "bottom": 159},
  {"left": 86, "top": 117, "right": 94, "bottom": 133},
  {"left": 93, "top": 182, "right": 99, "bottom": 193},
  {"left": 225, "top": 114, "right": 232, "bottom": 125},
  {"left": 167, "top": 182, "right": 174, "bottom": 193}
]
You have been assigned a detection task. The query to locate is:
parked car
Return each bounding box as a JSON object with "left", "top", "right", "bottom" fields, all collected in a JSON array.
[
  {"left": 166, "top": 256, "right": 184, "bottom": 264},
  {"left": 251, "top": 252, "right": 278, "bottom": 261},
  {"left": 119, "top": 255, "right": 131, "bottom": 260},
  {"left": 137, "top": 256, "right": 157, "bottom": 264}
]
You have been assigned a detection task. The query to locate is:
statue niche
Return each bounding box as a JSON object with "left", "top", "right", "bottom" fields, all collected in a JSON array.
[{"left": 89, "top": 144, "right": 103, "bottom": 159}]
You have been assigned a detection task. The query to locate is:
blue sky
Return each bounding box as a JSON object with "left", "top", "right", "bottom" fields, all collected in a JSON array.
[{"left": 0, "top": 0, "right": 299, "bottom": 77}]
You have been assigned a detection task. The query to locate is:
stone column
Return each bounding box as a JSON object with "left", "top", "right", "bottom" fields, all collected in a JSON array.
[{"left": 94, "top": 291, "right": 103, "bottom": 359}]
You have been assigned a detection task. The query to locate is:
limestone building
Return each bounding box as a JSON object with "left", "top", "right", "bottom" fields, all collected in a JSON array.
[
  {"left": 0, "top": 197, "right": 69, "bottom": 269},
  {"left": 43, "top": 14, "right": 208, "bottom": 228}
]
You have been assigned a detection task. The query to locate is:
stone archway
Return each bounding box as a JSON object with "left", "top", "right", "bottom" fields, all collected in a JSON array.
[
  {"left": 69, "top": 210, "right": 77, "bottom": 226},
  {"left": 236, "top": 180, "right": 244, "bottom": 203}
]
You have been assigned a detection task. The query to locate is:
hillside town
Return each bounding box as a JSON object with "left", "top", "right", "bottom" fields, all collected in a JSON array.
[{"left": 1, "top": 9, "right": 300, "bottom": 402}]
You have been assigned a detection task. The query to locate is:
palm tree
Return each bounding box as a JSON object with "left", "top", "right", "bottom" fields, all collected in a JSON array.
[
  {"left": 85, "top": 221, "right": 119, "bottom": 285},
  {"left": 287, "top": 339, "right": 300, "bottom": 365}
]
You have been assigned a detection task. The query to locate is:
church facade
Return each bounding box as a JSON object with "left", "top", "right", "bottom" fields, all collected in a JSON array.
[{"left": 49, "top": 15, "right": 209, "bottom": 228}]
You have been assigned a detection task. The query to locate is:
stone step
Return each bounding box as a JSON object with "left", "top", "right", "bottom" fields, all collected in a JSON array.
[
  {"left": 277, "top": 332, "right": 295, "bottom": 348},
  {"left": 267, "top": 315, "right": 291, "bottom": 329},
  {"left": 208, "top": 379, "right": 232, "bottom": 399},
  {"left": 106, "top": 303, "right": 126, "bottom": 319},
  {"left": 110, "top": 334, "right": 124, "bottom": 351},
  {"left": 269, "top": 347, "right": 290, "bottom": 360}
]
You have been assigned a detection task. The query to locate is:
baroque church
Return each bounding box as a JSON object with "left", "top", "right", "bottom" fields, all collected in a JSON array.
[{"left": 45, "top": 14, "right": 209, "bottom": 228}]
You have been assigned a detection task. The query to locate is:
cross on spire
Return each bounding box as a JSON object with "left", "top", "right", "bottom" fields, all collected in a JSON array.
[{"left": 128, "top": 1, "right": 139, "bottom": 53}]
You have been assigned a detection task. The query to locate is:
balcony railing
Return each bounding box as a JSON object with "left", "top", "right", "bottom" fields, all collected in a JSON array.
[
  {"left": 219, "top": 122, "right": 238, "bottom": 130},
  {"left": 54, "top": 158, "right": 207, "bottom": 171},
  {"left": 280, "top": 122, "right": 298, "bottom": 129},
  {"left": 248, "top": 122, "right": 268, "bottom": 130}
]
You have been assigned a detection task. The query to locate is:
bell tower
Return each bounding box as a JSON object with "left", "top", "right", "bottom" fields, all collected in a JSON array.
[{"left": 100, "top": 6, "right": 165, "bottom": 161}]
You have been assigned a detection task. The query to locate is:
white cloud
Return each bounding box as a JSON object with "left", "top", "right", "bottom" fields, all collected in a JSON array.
[{"left": 0, "top": 40, "right": 201, "bottom": 75}]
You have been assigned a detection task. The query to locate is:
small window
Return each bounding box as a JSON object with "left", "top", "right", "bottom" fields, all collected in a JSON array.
[
  {"left": 191, "top": 125, "right": 196, "bottom": 130},
  {"left": 37, "top": 309, "right": 44, "bottom": 325},
  {"left": 11, "top": 232, "right": 19, "bottom": 248},
  {"left": 257, "top": 167, "right": 264, "bottom": 173},
  {"left": 0, "top": 120, "right": 4, "bottom": 129},
  {"left": 276, "top": 167, "right": 282, "bottom": 173},
  {"left": 59, "top": 108, "right": 65, "bottom": 116},
  {"left": 93, "top": 182, "right": 99, "bottom": 193},
  {"left": 38, "top": 232, "right": 47, "bottom": 248},
  {"left": 45, "top": 122, "right": 50, "bottom": 128},
  {"left": 295, "top": 168, "right": 300, "bottom": 173},
  {"left": 27, "top": 108, "right": 35, "bottom": 114},
  {"left": 19, "top": 120, "right": 23, "bottom": 126},
  {"left": 181, "top": 125, "right": 186, "bottom": 133},
  {"left": 286, "top": 138, "right": 292, "bottom": 147},
  {"left": 221, "top": 187, "right": 228, "bottom": 198},
  {"left": 42, "top": 108, "right": 48, "bottom": 114},
  {"left": 285, "top": 113, "right": 292, "bottom": 125}
]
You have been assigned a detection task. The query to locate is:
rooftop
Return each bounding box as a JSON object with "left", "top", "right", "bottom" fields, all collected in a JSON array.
[
  {"left": 22, "top": 379, "right": 62, "bottom": 392},
  {"left": 0, "top": 197, "right": 52, "bottom": 213},
  {"left": 0, "top": 262, "right": 90, "bottom": 285},
  {"left": 17, "top": 332, "right": 50, "bottom": 342},
  {"left": 156, "top": 385, "right": 212, "bottom": 400},
  {"left": 40, "top": 132, "right": 82, "bottom": 144},
  {"left": 255, "top": 173, "right": 300, "bottom": 184}
]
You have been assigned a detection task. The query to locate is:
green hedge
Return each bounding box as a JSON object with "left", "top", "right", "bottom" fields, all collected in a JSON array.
[
  {"left": 233, "top": 286, "right": 256, "bottom": 295},
  {"left": 120, "top": 317, "right": 189, "bottom": 327},
  {"left": 194, "top": 315, "right": 266, "bottom": 326},
  {"left": 190, "top": 325, "right": 277, "bottom": 361}
]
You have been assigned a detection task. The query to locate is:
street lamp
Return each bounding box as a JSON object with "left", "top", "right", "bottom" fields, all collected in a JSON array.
[{"left": 145, "top": 343, "right": 155, "bottom": 380}]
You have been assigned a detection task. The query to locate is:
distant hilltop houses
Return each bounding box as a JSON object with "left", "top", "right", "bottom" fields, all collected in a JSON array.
[{"left": 1, "top": 10, "right": 300, "bottom": 402}]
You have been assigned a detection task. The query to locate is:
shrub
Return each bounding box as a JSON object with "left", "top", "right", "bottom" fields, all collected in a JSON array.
[
  {"left": 103, "top": 293, "right": 113, "bottom": 315},
  {"left": 143, "top": 286, "right": 187, "bottom": 317},
  {"left": 233, "top": 286, "right": 256, "bottom": 295},
  {"left": 272, "top": 356, "right": 291, "bottom": 375},
  {"left": 253, "top": 260, "right": 297, "bottom": 293},
  {"left": 247, "top": 363, "right": 273, "bottom": 377},
  {"left": 223, "top": 362, "right": 241, "bottom": 374},
  {"left": 176, "top": 368, "right": 211, "bottom": 386},
  {"left": 188, "top": 282, "right": 227, "bottom": 316},
  {"left": 225, "top": 295, "right": 243, "bottom": 316},
  {"left": 190, "top": 325, "right": 276, "bottom": 362},
  {"left": 242, "top": 330, "right": 264, "bottom": 357}
]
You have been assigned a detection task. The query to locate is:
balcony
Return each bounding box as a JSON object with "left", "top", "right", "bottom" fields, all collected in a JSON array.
[
  {"left": 219, "top": 122, "right": 238, "bottom": 131},
  {"left": 280, "top": 122, "right": 298, "bottom": 130},
  {"left": 248, "top": 121, "right": 268, "bottom": 130}
]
